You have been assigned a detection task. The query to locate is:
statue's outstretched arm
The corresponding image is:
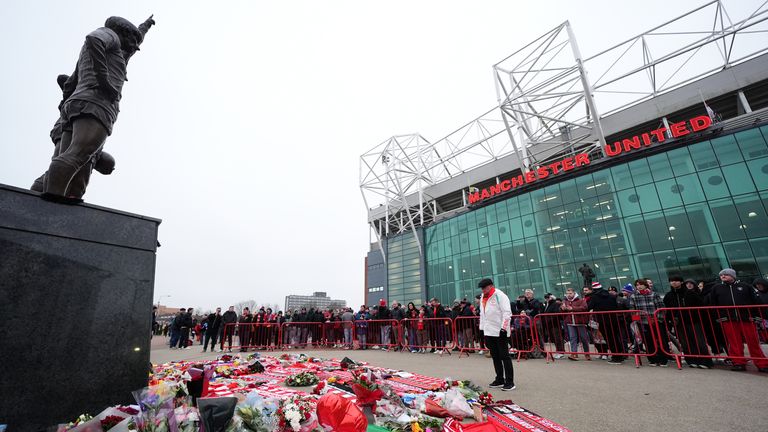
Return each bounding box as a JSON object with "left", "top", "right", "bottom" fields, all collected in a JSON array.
[{"left": 138, "top": 15, "right": 155, "bottom": 42}]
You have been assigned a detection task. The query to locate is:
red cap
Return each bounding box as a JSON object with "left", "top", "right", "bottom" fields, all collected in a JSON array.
[{"left": 379, "top": 299, "right": 386, "bottom": 306}]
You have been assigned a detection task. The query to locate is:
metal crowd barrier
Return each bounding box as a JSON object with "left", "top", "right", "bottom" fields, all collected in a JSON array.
[
  {"left": 533, "top": 310, "right": 657, "bottom": 367},
  {"left": 453, "top": 316, "right": 482, "bottom": 356},
  {"left": 221, "top": 322, "right": 281, "bottom": 351},
  {"left": 352, "top": 319, "right": 401, "bottom": 350},
  {"left": 400, "top": 317, "right": 455, "bottom": 355},
  {"left": 654, "top": 305, "right": 768, "bottom": 370},
  {"left": 279, "top": 322, "right": 324, "bottom": 349}
]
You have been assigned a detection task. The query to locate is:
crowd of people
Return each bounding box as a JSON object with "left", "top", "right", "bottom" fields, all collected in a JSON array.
[{"left": 154, "top": 267, "right": 768, "bottom": 373}]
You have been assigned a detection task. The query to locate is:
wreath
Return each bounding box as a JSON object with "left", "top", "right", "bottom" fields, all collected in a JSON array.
[{"left": 285, "top": 371, "right": 319, "bottom": 387}]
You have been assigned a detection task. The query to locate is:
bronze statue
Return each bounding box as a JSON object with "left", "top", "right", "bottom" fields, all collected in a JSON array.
[
  {"left": 36, "top": 15, "right": 155, "bottom": 203},
  {"left": 30, "top": 75, "right": 115, "bottom": 193}
]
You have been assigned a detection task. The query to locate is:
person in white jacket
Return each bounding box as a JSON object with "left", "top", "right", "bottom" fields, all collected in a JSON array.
[{"left": 478, "top": 278, "right": 515, "bottom": 390}]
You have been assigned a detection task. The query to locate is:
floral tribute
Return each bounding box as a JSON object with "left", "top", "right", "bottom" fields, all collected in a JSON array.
[
  {"left": 275, "top": 396, "right": 317, "bottom": 431},
  {"left": 349, "top": 370, "right": 384, "bottom": 406},
  {"left": 284, "top": 371, "right": 319, "bottom": 387}
]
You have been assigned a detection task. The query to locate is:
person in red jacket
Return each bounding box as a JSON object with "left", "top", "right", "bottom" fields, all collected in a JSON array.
[
  {"left": 561, "top": 287, "right": 590, "bottom": 360},
  {"left": 710, "top": 268, "right": 768, "bottom": 372}
]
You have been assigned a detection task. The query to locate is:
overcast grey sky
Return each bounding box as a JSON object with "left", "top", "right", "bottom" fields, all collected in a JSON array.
[{"left": 1, "top": 0, "right": 758, "bottom": 311}]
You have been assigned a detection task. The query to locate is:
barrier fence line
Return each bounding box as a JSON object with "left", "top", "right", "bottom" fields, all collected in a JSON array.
[
  {"left": 533, "top": 310, "right": 658, "bottom": 367},
  {"left": 214, "top": 306, "right": 768, "bottom": 370},
  {"left": 654, "top": 305, "right": 768, "bottom": 370},
  {"left": 400, "top": 317, "right": 455, "bottom": 355}
]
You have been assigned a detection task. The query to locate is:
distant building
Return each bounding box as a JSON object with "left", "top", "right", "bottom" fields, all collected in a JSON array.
[{"left": 284, "top": 292, "right": 347, "bottom": 312}]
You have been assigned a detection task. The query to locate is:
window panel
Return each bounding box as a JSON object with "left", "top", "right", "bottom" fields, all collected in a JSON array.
[
  {"left": 663, "top": 209, "right": 696, "bottom": 248},
  {"left": 676, "top": 173, "right": 706, "bottom": 205},
  {"left": 734, "top": 193, "right": 768, "bottom": 238},
  {"left": 710, "top": 198, "right": 746, "bottom": 241},
  {"left": 636, "top": 184, "right": 662, "bottom": 213},
  {"left": 689, "top": 140, "right": 719, "bottom": 170},
  {"left": 667, "top": 147, "right": 695, "bottom": 175},
  {"left": 734, "top": 128, "right": 768, "bottom": 160},
  {"left": 710, "top": 134, "right": 743, "bottom": 165},
  {"left": 655, "top": 178, "right": 683, "bottom": 208},
  {"left": 722, "top": 240, "right": 760, "bottom": 277},
  {"left": 628, "top": 158, "right": 653, "bottom": 185},
  {"left": 647, "top": 153, "right": 674, "bottom": 181},
  {"left": 644, "top": 211, "right": 674, "bottom": 251},
  {"left": 699, "top": 168, "right": 730, "bottom": 200},
  {"left": 722, "top": 162, "right": 757, "bottom": 196},
  {"left": 747, "top": 157, "right": 768, "bottom": 191},
  {"left": 611, "top": 164, "right": 633, "bottom": 190}
]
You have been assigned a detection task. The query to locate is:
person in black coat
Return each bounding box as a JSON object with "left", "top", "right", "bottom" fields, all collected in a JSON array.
[
  {"left": 169, "top": 308, "right": 185, "bottom": 349},
  {"left": 203, "top": 307, "right": 223, "bottom": 353},
  {"left": 237, "top": 308, "right": 252, "bottom": 352},
  {"left": 178, "top": 308, "right": 194, "bottom": 349},
  {"left": 587, "top": 282, "right": 627, "bottom": 364},
  {"left": 663, "top": 276, "right": 712, "bottom": 368},
  {"left": 220, "top": 306, "right": 238, "bottom": 352}
]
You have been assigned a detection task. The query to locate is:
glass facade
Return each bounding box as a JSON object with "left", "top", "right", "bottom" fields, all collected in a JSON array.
[
  {"left": 387, "top": 232, "right": 424, "bottom": 306},
  {"left": 425, "top": 125, "right": 768, "bottom": 302}
]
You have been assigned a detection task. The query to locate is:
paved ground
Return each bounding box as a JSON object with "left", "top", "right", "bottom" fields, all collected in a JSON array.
[{"left": 151, "top": 337, "right": 768, "bottom": 432}]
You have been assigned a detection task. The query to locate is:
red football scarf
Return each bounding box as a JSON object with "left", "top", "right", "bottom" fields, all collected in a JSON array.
[{"left": 482, "top": 287, "right": 496, "bottom": 309}]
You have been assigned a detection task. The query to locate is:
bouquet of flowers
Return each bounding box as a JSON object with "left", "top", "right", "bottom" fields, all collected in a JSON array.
[
  {"left": 132, "top": 382, "right": 176, "bottom": 432},
  {"left": 101, "top": 415, "right": 125, "bottom": 430},
  {"left": 477, "top": 392, "right": 493, "bottom": 406},
  {"left": 349, "top": 370, "right": 384, "bottom": 407},
  {"left": 285, "top": 371, "right": 319, "bottom": 387},
  {"left": 312, "top": 381, "right": 327, "bottom": 395},
  {"left": 276, "top": 396, "right": 317, "bottom": 432},
  {"left": 227, "top": 393, "right": 279, "bottom": 432}
]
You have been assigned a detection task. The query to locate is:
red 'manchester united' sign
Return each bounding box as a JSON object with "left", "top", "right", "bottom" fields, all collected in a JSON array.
[{"left": 467, "top": 115, "right": 712, "bottom": 205}]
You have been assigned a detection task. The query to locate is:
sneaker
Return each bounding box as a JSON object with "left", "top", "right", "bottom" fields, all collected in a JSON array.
[
  {"left": 731, "top": 365, "right": 747, "bottom": 371},
  {"left": 608, "top": 359, "right": 624, "bottom": 365},
  {"left": 698, "top": 364, "right": 710, "bottom": 369},
  {"left": 600, "top": 355, "right": 609, "bottom": 360},
  {"left": 502, "top": 383, "right": 516, "bottom": 391},
  {"left": 477, "top": 350, "right": 485, "bottom": 355},
  {"left": 553, "top": 354, "right": 564, "bottom": 359},
  {"left": 372, "top": 346, "right": 380, "bottom": 350},
  {"left": 659, "top": 362, "right": 669, "bottom": 368},
  {"left": 568, "top": 355, "right": 578, "bottom": 361},
  {"left": 648, "top": 362, "right": 658, "bottom": 367},
  {"left": 488, "top": 380, "right": 504, "bottom": 388}
]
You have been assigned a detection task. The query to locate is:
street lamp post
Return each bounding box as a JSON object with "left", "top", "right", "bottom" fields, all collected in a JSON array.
[{"left": 157, "top": 294, "right": 171, "bottom": 308}]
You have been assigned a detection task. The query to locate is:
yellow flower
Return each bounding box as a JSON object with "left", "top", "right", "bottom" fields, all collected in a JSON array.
[{"left": 411, "top": 422, "right": 423, "bottom": 432}]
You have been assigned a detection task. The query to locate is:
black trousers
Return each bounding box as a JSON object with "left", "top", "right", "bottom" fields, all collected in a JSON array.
[
  {"left": 179, "top": 328, "right": 190, "bottom": 348},
  {"left": 485, "top": 334, "right": 514, "bottom": 385},
  {"left": 204, "top": 327, "right": 220, "bottom": 351}
]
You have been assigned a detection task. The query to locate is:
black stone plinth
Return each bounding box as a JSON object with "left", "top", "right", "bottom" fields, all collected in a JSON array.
[{"left": 0, "top": 184, "right": 161, "bottom": 431}]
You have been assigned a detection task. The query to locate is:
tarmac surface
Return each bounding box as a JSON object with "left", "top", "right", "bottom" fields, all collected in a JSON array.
[{"left": 150, "top": 336, "right": 768, "bottom": 432}]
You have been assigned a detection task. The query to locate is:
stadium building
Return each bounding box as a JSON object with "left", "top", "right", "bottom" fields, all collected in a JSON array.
[{"left": 360, "top": 1, "right": 768, "bottom": 306}]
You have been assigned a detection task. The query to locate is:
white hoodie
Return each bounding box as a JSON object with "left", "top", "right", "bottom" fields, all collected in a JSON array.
[{"left": 479, "top": 288, "right": 512, "bottom": 337}]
